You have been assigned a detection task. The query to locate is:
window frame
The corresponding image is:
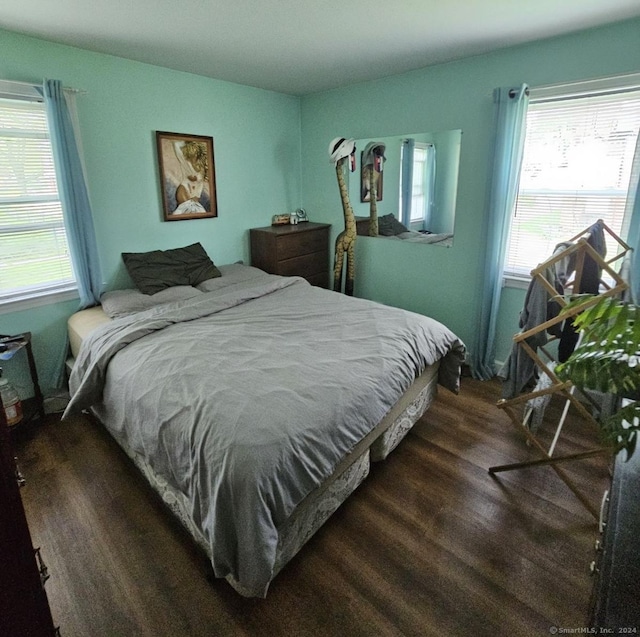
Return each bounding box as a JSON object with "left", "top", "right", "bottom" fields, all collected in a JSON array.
[
  {"left": 503, "top": 73, "right": 640, "bottom": 289},
  {"left": 0, "top": 82, "right": 78, "bottom": 313},
  {"left": 404, "top": 142, "right": 436, "bottom": 232}
]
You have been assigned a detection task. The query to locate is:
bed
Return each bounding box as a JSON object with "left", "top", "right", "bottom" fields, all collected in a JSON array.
[
  {"left": 356, "top": 214, "right": 454, "bottom": 246},
  {"left": 64, "top": 258, "right": 465, "bottom": 598},
  {"left": 388, "top": 230, "right": 454, "bottom": 246}
]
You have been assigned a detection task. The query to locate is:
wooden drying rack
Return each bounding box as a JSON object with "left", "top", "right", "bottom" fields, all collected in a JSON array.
[{"left": 490, "top": 221, "right": 632, "bottom": 519}]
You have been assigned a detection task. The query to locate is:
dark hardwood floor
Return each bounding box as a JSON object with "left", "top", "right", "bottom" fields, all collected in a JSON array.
[{"left": 14, "top": 377, "right": 610, "bottom": 637}]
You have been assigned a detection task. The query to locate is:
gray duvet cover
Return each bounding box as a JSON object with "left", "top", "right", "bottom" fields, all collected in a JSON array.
[{"left": 65, "top": 272, "right": 465, "bottom": 597}]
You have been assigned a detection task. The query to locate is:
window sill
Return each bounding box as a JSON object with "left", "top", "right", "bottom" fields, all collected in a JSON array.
[
  {"left": 0, "top": 288, "right": 79, "bottom": 315},
  {"left": 503, "top": 274, "right": 530, "bottom": 290}
]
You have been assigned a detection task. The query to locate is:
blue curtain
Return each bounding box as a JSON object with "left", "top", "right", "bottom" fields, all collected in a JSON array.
[
  {"left": 470, "top": 84, "right": 530, "bottom": 380},
  {"left": 41, "top": 80, "right": 102, "bottom": 308},
  {"left": 423, "top": 144, "right": 436, "bottom": 231},
  {"left": 625, "top": 132, "right": 640, "bottom": 304},
  {"left": 400, "top": 138, "right": 415, "bottom": 226}
]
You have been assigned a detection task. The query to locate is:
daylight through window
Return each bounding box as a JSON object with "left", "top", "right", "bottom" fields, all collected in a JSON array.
[
  {"left": 400, "top": 142, "right": 436, "bottom": 231},
  {"left": 0, "top": 96, "right": 75, "bottom": 306},
  {"left": 504, "top": 83, "right": 640, "bottom": 279}
]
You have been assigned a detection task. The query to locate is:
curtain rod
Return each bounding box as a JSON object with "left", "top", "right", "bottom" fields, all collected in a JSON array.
[
  {"left": 508, "top": 86, "right": 530, "bottom": 99},
  {"left": 1, "top": 78, "right": 87, "bottom": 95},
  {"left": 531, "top": 72, "right": 640, "bottom": 101}
]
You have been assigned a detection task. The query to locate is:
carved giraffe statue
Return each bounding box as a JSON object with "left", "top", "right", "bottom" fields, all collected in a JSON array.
[
  {"left": 329, "top": 138, "right": 357, "bottom": 296},
  {"left": 362, "top": 142, "right": 386, "bottom": 237}
]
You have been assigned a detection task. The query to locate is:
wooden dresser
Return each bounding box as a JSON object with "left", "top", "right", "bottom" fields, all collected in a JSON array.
[
  {"left": 0, "top": 394, "right": 58, "bottom": 636},
  {"left": 250, "top": 222, "right": 331, "bottom": 288},
  {"left": 590, "top": 445, "right": 640, "bottom": 630}
]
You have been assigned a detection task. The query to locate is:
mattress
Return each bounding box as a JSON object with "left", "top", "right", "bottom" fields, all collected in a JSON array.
[{"left": 68, "top": 305, "right": 111, "bottom": 359}]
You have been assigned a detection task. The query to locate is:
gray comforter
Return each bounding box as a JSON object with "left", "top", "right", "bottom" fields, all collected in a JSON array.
[
  {"left": 394, "top": 231, "right": 454, "bottom": 246},
  {"left": 65, "top": 272, "right": 465, "bottom": 596}
]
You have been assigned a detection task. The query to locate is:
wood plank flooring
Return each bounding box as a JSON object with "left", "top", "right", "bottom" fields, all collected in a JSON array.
[{"left": 14, "top": 377, "right": 611, "bottom": 637}]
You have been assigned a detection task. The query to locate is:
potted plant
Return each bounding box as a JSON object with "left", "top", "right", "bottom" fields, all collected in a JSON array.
[{"left": 555, "top": 295, "right": 640, "bottom": 458}]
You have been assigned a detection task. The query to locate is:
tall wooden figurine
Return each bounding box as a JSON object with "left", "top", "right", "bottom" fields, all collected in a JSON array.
[
  {"left": 329, "top": 137, "right": 357, "bottom": 295},
  {"left": 361, "top": 141, "right": 386, "bottom": 237}
]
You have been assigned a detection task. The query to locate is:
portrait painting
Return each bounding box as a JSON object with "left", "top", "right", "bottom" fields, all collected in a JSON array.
[
  {"left": 360, "top": 152, "right": 383, "bottom": 203},
  {"left": 156, "top": 131, "right": 217, "bottom": 221}
]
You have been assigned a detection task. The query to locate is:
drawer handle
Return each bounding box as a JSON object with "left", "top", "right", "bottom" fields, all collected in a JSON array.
[
  {"left": 598, "top": 489, "right": 609, "bottom": 534},
  {"left": 589, "top": 560, "right": 599, "bottom": 576},
  {"left": 34, "top": 547, "right": 50, "bottom": 587},
  {"left": 14, "top": 459, "right": 26, "bottom": 487}
]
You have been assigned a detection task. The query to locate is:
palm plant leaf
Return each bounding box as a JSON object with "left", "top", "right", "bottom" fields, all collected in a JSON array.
[
  {"left": 600, "top": 402, "right": 639, "bottom": 458},
  {"left": 556, "top": 295, "right": 639, "bottom": 457}
]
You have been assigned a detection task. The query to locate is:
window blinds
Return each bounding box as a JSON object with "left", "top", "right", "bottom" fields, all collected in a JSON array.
[
  {"left": 0, "top": 97, "right": 75, "bottom": 303},
  {"left": 505, "top": 88, "right": 640, "bottom": 278}
]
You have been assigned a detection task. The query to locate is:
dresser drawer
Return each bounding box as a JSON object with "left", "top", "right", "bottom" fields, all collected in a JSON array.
[
  {"left": 277, "top": 229, "right": 328, "bottom": 261},
  {"left": 304, "top": 272, "right": 329, "bottom": 287},
  {"left": 250, "top": 222, "right": 331, "bottom": 289},
  {"left": 278, "top": 251, "right": 327, "bottom": 278}
]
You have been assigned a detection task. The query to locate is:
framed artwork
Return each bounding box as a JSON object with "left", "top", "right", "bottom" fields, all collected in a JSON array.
[
  {"left": 156, "top": 131, "right": 217, "bottom": 221},
  {"left": 360, "top": 152, "right": 383, "bottom": 203}
]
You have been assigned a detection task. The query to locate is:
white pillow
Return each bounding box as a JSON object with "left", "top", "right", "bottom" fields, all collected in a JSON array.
[{"left": 196, "top": 263, "right": 270, "bottom": 292}]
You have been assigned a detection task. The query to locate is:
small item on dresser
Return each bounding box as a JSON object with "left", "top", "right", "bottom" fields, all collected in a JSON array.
[
  {"left": 289, "top": 212, "right": 298, "bottom": 225},
  {"left": 294, "top": 208, "right": 309, "bottom": 222},
  {"left": 0, "top": 334, "right": 27, "bottom": 361},
  {"left": 271, "top": 214, "right": 290, "bottom": 226},
  {"left": 0, "top": 367, "right": 23, "bottom": 427}
]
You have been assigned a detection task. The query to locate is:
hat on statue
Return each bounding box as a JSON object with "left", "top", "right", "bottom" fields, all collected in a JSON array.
[
  {"left": 328, "top": 137, "right": 356, "bottom": 164},
  {"left": 361, "top": 141, "right": 386, "bottom": 168}
]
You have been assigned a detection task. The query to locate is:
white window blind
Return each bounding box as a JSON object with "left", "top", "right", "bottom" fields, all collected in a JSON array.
[
  {"left": 0, "top": 96, "right": 75, "bottom": 304},
  {"left": 410, "top": 145, "right": 428, "bottom": 223},
  {"left": 505, "top": 86, "right": 640, "bottom": 278},
  {"left": 402, "top": 142, "right": 435, "bottom": 231}
]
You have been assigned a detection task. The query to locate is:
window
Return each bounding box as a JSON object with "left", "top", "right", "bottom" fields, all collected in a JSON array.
[
  {"left": 0, "top": 93, "right": 75, "bottom": 308},
  {"left": 400, "top": 142, "right": 436, "bottom": 231},
  {"left": 504, "top": 78, "right": 640, "bottom": 280}
]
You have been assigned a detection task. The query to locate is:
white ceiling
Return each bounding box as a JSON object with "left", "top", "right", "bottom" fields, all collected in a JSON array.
[{"left": 2, "top": 0, "right": 640, "bottom": 96}]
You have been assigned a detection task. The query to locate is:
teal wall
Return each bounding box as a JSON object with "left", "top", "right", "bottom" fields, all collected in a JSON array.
[
  {"left": 1, "top": 18, "right": 639, "bottom": 394},
  {"left": 300, "top": 18, "right": 640, "bottom": 365},
  {"left": 0, "top": 29, "right": 301, "bottom": 394}
]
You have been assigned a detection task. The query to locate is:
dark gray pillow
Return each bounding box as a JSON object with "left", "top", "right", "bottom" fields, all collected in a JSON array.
[
  {"left": 122, "top": 243, "right": 221, "bottom": 295},
  {"left": 378, "top": 214, "right": 409, "bottom": 236}
]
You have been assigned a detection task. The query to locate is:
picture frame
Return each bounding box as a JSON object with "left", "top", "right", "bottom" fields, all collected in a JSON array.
[
  {"left": 360, "top": 151, "right": 383, "bottom": 203},
  {"left": 156, "top": 131, "right": 217, "bottom": 221}
]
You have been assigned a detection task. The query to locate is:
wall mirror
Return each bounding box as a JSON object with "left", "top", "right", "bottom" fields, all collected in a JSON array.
[{"left": 349, "top": 129, "right": 461, "bottom": 247}]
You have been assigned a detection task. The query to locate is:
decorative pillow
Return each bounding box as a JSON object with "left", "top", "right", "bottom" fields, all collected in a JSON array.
[
  {"left": 378, "top": 213, "right": 410, "bottom": 236},
  {"left": 122, "top": 243, "right": 221, "bottom": 295},
  {"left": 196, "top": 263, "right": 270, "bottom": 292},
  {"left": 100, "top": 286, "right": 203, "bottom": 318}
]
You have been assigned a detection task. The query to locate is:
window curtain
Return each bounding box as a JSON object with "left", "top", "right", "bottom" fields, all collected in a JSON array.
[
  {"left": 40, "top": 79, "right": 102, "bottom": 309},
  {"left": 470, "top": 84, "right": 530, "bottom": 380},
  {"left": 625, "top": 131, "right": 640, "bottom": 304},
  {"left": 400, "top": 138, "right": 415, "bottom": 226},
  {"left": 424, "top": 144, "right": 436, "bottom": 231}
]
